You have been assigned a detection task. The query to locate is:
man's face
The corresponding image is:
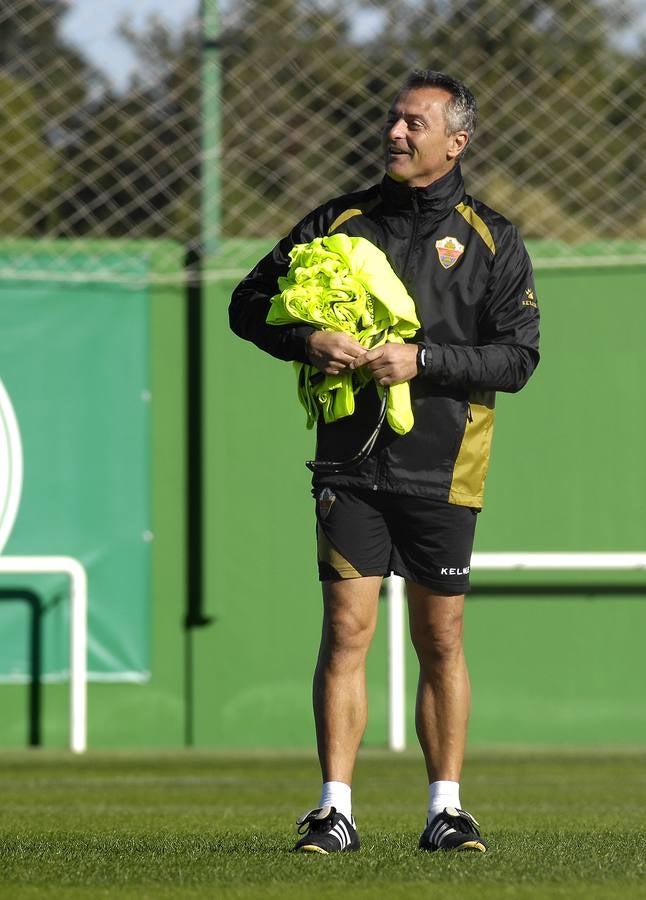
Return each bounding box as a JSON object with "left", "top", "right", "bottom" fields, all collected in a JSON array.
[{"left": 382, "top": 87, "right": 468, "bottom": 188}]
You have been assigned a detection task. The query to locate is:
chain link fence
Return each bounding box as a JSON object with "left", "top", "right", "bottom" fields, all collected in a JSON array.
[{"left": 1, "top": 0, "right": 645, "bottom": 282}]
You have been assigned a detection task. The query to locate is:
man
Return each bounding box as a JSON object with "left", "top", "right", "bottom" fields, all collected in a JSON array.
[{"left": 229, "top": 69, "right": 540, "bottom": 854}]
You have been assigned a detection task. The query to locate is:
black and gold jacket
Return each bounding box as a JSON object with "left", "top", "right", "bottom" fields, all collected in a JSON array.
[{"left": 229, "top": 164, "right": 540, "bottom": 508}]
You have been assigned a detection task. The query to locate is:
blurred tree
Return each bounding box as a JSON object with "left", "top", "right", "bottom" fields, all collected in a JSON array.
[
  {"left": 220, "top": 0, "right": 380, "bottom": 234},
  {"left": 106, "top": 0, "right": 644, "bottom": 239},
  {"left": 0, "top": 73, "right": 56, "bottom": 233},
  {"left": 0, "top": 0, "right": 102, "bottom": 235},
  {"left": 53, "top": 0, "right": 386, "bottom": 239},
  {"left": 1, "top": 0, "right": 644, "bottom": 240},
  {"left": 47, "top": 15, "right": 201, "bottom": 239},
  {"left": 364, "top": 0, "right": 646, "bottom": 238},
  {"left": 0, "top": 0, "right": 102, "bottom": 113}
]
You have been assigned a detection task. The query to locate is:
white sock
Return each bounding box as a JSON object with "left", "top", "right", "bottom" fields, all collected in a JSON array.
[
  {"left": 319, "top": 781, "right": 352, "bottom": 821},
  {"left": 428, "top": 780, "right": 461, "bottom": 821}
]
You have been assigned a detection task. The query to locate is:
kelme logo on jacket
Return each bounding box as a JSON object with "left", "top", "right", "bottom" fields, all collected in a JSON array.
[
  {"left": 521, "top": 287, "right": 538, "bottom": 308},
  {"left": 435, "top": 236, "right": 465, "bottom": 269}
]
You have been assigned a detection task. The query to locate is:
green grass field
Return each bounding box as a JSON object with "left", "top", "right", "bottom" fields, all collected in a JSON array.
[{"left": 0, "top": 748, "right": 645, "bottom": 899}]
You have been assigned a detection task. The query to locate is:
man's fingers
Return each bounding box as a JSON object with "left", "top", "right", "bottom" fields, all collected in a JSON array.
[
  {"left": 350, "top": 343, "right": 418, "bottom": 384},
  {"left": 339, "top": 341, "right": 365, "bottom": 358},
  {"left": 308, "top": 334, "right": 416, "bottom": 378},
  {"left": 350, "top": 347, "right": 384, "bottom": 369},
  {"left": 307, "top": 331, "right": 364, "bottom": 370}
]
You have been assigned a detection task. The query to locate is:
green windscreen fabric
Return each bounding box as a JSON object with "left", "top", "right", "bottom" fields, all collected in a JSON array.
[{"left": 0, "top": 246, "right": 156, "bottom": 682}]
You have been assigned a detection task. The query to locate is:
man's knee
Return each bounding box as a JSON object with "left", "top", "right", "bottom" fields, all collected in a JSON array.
[
  {"left": 408, "top": 591, "right": 465, "bottom": 662},
  {"left": 323, "top": 626, "right": 372, "bottom": 662},
  {"left": 320, "top": 578, "right": 380, "bottom": 656},
  {"left": 323, "top": 602, "right": 375, "bottom": 654}
]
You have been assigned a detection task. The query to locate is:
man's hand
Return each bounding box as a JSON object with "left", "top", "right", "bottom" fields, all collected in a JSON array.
[
  {"left": 307, "top": 331, "right": 365, "bottom": 375},
  {"left": 349, "top": 343, "right": 418, "bottom": 385}
]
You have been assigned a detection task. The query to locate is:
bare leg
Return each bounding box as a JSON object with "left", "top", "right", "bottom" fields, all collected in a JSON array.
[
  {"left": 406, "top": 581, "right": 470, "bottom": 783},
  {"left": 313, "top": 576, "right": 382, "bottom": 785}
]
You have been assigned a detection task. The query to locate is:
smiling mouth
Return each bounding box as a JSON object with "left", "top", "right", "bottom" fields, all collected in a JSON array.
[{"left": 387, "top": 146, "right": 411, "bottom": 158}]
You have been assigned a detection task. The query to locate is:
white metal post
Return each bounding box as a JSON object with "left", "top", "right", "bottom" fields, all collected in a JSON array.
[
  {"left": 387, "top": 574, "right": 406, "bottom": 751},
  {"left": 470, "top": 552, "right": 646, "bottom": 570},
  {"left": 0, "top": 556, "right": 87, "bottom": 752},
  {"left": 67, "top": 558, "right": 88, "bottom": 753},
  {"left": 386, "top": 553, "right": 646, "bottom": 752}
]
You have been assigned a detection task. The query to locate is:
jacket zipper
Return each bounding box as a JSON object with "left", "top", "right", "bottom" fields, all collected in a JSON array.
[
  {"left": 402, "top": 190, "right": 420, "bottom": 283},
  {"left": 373, "top": 192, "right": 420, "bottom": 492}
]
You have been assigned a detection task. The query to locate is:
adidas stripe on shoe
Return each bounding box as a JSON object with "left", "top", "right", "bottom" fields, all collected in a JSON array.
[
  {"left": 292, "top": 806, "right": 360, "bottom": 854},
  {"left": 418, "top": 806, "right": 488, "bottom": 852}
]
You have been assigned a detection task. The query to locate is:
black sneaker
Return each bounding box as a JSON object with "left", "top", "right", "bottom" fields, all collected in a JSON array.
[
  {"left": 292, "top": 806, "right": 360, "bottom": 854},
  {"left": 418, "top": 806, "right": 488, "bottom": 852}
]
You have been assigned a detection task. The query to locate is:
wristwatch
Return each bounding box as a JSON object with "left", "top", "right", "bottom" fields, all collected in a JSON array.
[{"left": 416, "top": 343, "right": 432, "bottom": 375}]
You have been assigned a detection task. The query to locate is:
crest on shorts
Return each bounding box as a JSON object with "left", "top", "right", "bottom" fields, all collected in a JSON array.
[
  {"left": 318, "top": 487, "right": 336, "bottom": 520},
  {"left": 435, "top": 236, "right": 465, "bottom": 269}
]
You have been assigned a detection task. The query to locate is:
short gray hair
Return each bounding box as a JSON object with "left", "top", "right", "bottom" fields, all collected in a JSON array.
[{"left": 401, "top": 70, "right": 478, "bottom": 141}]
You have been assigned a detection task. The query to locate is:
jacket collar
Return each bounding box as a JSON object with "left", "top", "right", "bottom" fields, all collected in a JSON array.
[{"left": 380, "top": 163, "right": 465, "bottom": 215}]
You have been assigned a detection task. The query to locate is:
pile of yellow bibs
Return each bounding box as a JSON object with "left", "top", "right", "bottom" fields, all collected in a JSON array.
[{"left": 267, "top": 233, "right": 420, "bottom": 435}]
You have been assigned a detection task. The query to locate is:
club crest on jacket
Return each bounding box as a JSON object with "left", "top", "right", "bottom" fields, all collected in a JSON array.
[{"left": 435, "top": 236, "right": 465, "bottom": 269}]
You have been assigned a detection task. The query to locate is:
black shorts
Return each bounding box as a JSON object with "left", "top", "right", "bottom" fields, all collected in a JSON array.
[{"left": 315, "top": 486, "right": 479, "bottom": 595}]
